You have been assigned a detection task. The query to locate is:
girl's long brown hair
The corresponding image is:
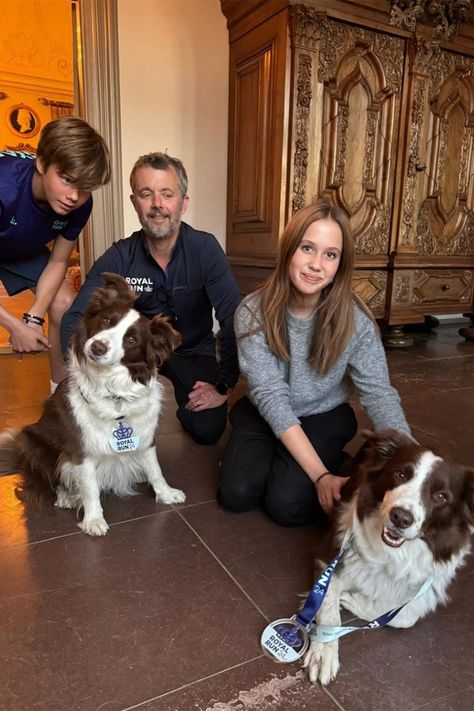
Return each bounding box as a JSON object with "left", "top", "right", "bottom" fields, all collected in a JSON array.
[{"left": 241, "top": 199, "right": 374, "bottom": 375}]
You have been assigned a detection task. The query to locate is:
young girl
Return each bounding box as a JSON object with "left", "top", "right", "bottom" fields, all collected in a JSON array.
[{"left": 218, "top": 200, "right": 410, "bottom": 526}]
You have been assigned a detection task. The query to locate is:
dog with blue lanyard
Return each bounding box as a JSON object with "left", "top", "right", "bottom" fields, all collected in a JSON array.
[{"left": 261, "top": 429, "right": 474, "bottom": 684}]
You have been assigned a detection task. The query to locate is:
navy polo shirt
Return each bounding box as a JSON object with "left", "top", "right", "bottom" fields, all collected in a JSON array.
[{"left": 61, "top": 222, "right": 241, "bottom": 387}]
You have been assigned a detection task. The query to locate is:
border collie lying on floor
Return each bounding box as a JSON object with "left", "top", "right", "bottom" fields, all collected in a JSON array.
[
  {"left": 304, "top": 429, "right": 474, "bottom": 685},
  {"left": 0, "top": 273, "right": 185, "bottom": 536}
]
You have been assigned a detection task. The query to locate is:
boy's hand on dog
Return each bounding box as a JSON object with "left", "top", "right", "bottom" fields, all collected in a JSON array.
[
  {"left": 9, "top": 319, "right": 51, "bottom": 353},
  {"left": 316, "top": 474, "right": 349, "bottom": 513}
]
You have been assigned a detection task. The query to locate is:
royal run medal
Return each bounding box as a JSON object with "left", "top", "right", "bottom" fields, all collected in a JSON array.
[{"left": 260, "top": 617, "right": 309, "bottom": 663}]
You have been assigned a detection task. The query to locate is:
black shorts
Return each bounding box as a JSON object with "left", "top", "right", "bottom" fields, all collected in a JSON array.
[{"left": 0, "top": 248, "right": 50, "bottom": 295}]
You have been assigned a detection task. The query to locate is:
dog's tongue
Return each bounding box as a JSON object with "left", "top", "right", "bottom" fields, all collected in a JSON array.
[{"left": 382, "top": 527, "right": 406, "bottom": 548}]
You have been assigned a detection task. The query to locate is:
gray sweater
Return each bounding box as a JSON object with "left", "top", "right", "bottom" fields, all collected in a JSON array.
[{"left": 236, "top": 294, "right": 410, "bottom": 438}]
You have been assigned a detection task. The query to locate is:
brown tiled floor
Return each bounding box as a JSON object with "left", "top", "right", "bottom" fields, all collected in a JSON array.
[{"left": 0, "top": 325, "right": 473, "bottom": 711}]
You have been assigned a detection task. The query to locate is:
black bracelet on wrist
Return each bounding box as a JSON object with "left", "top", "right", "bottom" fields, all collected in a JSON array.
[
  {"left": 315, "top": 471, "right": 331, "bottom": 486},
  {"left": 23, "top": 312, "right": 45, "bottom": 326}
]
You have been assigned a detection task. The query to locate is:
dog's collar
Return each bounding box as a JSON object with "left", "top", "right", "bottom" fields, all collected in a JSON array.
[{"left": 78, "top": 387, "right": 126, "bottom": 421}]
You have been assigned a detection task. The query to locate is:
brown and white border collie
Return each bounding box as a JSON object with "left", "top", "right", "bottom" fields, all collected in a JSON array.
[
  {"left": 304, "top": 429, "right": 474, "bottom": 685},
  {"left": 0, "top": 273, "right": 185, "bottom": 536}
]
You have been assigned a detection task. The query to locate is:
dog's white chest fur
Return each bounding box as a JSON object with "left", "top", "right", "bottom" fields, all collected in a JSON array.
[{"left": 68, "top": 364, "right": 163, "bottom": 459}]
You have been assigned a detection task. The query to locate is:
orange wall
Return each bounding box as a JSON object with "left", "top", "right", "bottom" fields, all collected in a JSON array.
[{"left": 0, "top": 0, "right": 74, "bottom": 152}]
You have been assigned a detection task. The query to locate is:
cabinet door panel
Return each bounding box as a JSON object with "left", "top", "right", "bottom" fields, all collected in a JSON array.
[
  {"left": 417, "top": 59, "right": 474, "bottom": 256},
  {"left": 316, "top": 19, "right": 405, "bottom": 257},
  {"left": 227, "top": 11, "right": 288, "bottom": 265}
]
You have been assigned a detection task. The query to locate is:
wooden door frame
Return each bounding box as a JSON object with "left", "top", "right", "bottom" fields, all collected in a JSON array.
[{"left": 74, "top": 0, "right": 124, "bottom": 274}]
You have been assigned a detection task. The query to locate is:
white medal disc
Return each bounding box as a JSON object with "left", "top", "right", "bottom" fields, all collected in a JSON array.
[{"left": 260, "top": 617, "right": 309, "bottom": 663}]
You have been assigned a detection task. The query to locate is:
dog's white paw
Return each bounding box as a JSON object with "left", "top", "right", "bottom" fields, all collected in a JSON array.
[
  {"left": 78, "top": 518, "right": 109, "bottom": 536},
  {"left": 55, "top": 487, "right": 79, "bottom": 510},
  {"left": 156, "top": 487, "right": 186, "bottom": 505},
  {"left": 303, "top": 640, "right": 340, "bottom": 686}
]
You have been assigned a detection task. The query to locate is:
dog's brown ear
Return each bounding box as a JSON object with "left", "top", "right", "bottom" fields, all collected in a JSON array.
[
  {"left": 86, "top": 273, "right": 137, "bottom": 317},
  {"left": 100, "top": 273, "right": 137, "bottom": 305},
  {"left": 355, "top": 429, "right": 415, "bottom": 472},
  {"left": 361, "top": 428, "right": 415, "bottom": 454},
  {"left": 149, "top": 315, "right": 182, "bottom": 366}
]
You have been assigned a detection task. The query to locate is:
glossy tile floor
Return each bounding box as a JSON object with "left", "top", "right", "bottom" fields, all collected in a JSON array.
[{"left": 0, "top": 324, "right": 473, "bottom": 711}]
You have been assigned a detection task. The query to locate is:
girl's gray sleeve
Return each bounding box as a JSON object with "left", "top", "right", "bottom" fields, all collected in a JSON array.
[
  {"left": 348, "top": 314, "right": 411, "bottom": 435},
  {"left": 236, "top": 302, "right": 300, "bottom": 436}
]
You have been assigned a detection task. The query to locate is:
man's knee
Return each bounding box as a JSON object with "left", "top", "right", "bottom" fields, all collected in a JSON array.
[
  {"left": 191, "top": 425, "right": 225, "bottom": 446},
  {"left": 179, "top": 409, "right": 227, "bottom": 446}
]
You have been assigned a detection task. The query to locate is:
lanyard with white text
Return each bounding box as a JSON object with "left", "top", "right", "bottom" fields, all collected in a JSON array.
[{"left": 310, "top": 577, "right": 433, "bottom": 642}]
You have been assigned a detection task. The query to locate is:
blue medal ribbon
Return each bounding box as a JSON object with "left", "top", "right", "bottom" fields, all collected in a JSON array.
[
  {"left": 296, "top": 532, "right": 433, "bottom": 642},
  {"left": 262, "top": 533, "right": 433, "bottom": 663},
  {"left": 310, "top": 577, "right": 433, "bottom": 642},
  {"left": 296, "top": 535, "right": 351, "bottom": 628}
]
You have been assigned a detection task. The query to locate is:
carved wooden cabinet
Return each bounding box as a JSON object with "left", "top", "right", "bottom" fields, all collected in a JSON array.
[{"left": 221, "top": 0, "right": 474, "bottom": 342}]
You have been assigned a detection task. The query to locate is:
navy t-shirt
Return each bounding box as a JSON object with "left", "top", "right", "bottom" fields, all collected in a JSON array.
[{"left": 0, "top": 151, "right": 92, "bottom": 261}]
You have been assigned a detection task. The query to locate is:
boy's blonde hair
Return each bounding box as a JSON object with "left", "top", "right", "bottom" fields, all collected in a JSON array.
[{"left": 36, "top": 115, "right": 111, "bottom": 190}]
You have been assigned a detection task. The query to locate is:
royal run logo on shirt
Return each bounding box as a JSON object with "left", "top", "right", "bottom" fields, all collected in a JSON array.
[
  {"left": 125, "top": 276, "right": 153, "bottom": 293},
  {"left": 52, "top": 220, "right": 68, "bottom": 231}
]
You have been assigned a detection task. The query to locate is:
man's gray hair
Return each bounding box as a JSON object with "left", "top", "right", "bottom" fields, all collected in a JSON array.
[{"left": 129, "top": 152, "right": 188, "bottom": 197}]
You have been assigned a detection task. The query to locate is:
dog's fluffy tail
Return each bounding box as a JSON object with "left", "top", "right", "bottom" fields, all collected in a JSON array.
[{"left": 0, "top": 429, "right": 21, "bottom": 475}]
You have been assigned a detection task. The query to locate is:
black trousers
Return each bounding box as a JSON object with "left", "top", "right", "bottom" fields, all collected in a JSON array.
[
  {"left": 218, "top": 396, "right": 357, "bottom": 526},
  {"left": 159, "top": 353, "right": 228, "bottom": 445}
]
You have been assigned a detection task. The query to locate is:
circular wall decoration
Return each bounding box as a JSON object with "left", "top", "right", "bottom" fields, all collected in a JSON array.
[{"left": 7, "top": 104, "right": 41, "bottom": 138}]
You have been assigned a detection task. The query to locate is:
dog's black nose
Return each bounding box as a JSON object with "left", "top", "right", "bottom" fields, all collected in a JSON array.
[
  {"left": 390, "top": 506, "right": 414, "bottom": 530},
  {"left": 90, "top": 340, "right": 108, "bottom": 357}
]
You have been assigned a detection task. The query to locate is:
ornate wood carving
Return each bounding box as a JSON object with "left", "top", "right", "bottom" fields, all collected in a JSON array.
[
  {"left": 395, "top": 273, "right": 412, "bottom": 303},
  {"left": 289, "top": 5, "right": 324, "bottom": 213},
  {"left": 400, "top": 77, "right": 427, "bottom": 247},
  {"left": 289, "top": 4, "right": 324, "bottom": 50},
  {"left": 399, "top": 38, "right": 474, "bottom": 258},
  {"left": 415, "top": 204, "right": 474, "bottom": 255},
  {"left": 412, "top": 269, "right": 473, "bottom": 303},
  {"left": 416, "top": 56, "right": 474, "bottom": 253},
  {"left": 222, "top": 2, "right": 474, "bottom": 334},
  {"left": 390, "top": 1, "right": 472, "bottom": 39},
  {"left": 317, "top": 19, "right": 404, "bottom": 252},
  {"left": 353, "top": 270, "right": 388, "bottom": 315},
  {"left": 292, "top": 53, "right": 312, "bottom": 213}
]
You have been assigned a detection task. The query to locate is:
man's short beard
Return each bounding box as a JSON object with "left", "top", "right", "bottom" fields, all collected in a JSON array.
[{"left": 140, "top": 215, "right": 180, "bottom": 241}]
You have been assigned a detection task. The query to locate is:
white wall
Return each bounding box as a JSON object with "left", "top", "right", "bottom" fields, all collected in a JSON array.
[{"left": 117, "top": 0, "right": 229, "bottom": 247}]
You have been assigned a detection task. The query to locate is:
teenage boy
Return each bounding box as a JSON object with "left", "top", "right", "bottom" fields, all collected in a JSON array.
[{"left": 0, "top": 115, "right": 110, "bottom": 392}]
